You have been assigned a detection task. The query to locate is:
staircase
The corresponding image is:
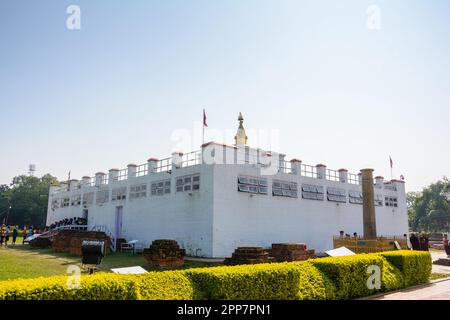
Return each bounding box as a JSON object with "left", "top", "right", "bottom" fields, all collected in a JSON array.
[
  {"left": 90, "top": 225, "right": 117, "bottom": 252},
  {"left": 38, "top": 224, "right": 88, "bottom": 242}
]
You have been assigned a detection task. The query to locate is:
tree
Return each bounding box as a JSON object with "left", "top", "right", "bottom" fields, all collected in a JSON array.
[
  {"left": 0, "top": 174, "right": 58, "bottom": 227},
  {"left": 407, "top": 177, "right": 450, "bottom": 233}
]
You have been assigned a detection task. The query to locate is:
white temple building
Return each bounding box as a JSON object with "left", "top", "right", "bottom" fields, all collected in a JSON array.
[{"left": 46, "top": 114, "right": 408, "bottom": 257}]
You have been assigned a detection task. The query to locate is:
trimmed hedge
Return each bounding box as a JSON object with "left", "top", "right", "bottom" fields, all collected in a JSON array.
[
  {"left": 0, "top": 271, "right": 193, "bottom": 300},
  {"left": 0, "top": 251, "right": 432, "bottom": 300},
  {"left": 378, "top": 250, "right": 432, "bottom": 287},
  {"left": 185, "top": 262, "right": 336, "bottom": 300},
  {"left": 308, "top": 254, "right": 404, "bottom": 299}
]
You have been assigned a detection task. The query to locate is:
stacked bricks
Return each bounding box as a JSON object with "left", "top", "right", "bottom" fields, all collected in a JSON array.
[
  {"left": 270, "top": 243, "right": 316, "bottom": 262},
  {"left": 224, "top": 247, "right": 274, "bottom": 266},
  {"left": 143, "top": 240, "right": 185, "bottom": 270},
  {"left": 29, "top": 237, "right": 52, "bottom": 248},
  {"left": 52, "top": 230, "right": 111, "bottom": 256}
]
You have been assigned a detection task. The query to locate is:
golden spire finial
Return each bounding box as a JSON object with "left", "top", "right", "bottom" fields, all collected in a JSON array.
[{"left": 234, "top": 112, "right": 248, "bottom": 145}]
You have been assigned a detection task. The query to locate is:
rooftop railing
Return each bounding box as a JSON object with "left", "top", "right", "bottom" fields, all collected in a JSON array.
[{"left": 54, "top": 148, "right": 401, "bottom": 192}]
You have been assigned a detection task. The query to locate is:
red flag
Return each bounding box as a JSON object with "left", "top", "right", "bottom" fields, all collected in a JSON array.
[
  {"left": 389, "top": 156, "right": 393, "bottom": 168},
  {"left": 203, "top": 109, "right": 208, "bottom": 127}
]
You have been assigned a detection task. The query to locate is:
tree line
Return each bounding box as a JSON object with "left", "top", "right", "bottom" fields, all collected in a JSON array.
[
  {"left": 407, "top": 177, "right": 450, "bottom": 233},
  {"left": 0, "top": 174, "right": 58, "bottom": 227}
]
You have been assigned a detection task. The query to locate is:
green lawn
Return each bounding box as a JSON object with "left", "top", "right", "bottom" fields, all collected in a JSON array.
[
  {"left": 430, "top": 273, "right": 450, "bottom": 281},
  {"left": 0, "top": 245, "right": 222, "bottom": 281}
]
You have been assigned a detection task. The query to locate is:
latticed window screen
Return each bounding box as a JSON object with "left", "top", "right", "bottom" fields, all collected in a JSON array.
[
  {"left": 272, "top": 180, "right": 297, "bottom": 198},
  {"left": 61, "top": 198, "right": 70, "bottom": 207},
  {"left": 176, "top": 174, "right": 199, "bottom": 193},
  {"left": 83, "top": 192, "right": 94, "bottom": 205},
  {"left": 301, "top": 184, "right": 324, "bottom": 200},
  {"left": 96, "top": 190, "right": 109, "bottom": 204},
  {"left": 327, "top": 187, "right": 347, "bottom": 203},
  {"left": 385, "top": 196, "right": 398, "bottom": 207},
  {"left": 112, "top": 187, "right": 127, "bottom": 201},
  {"left": 349, "top": 191, "right": 363, "bottom": 204},
  {"left": 375, "top": 194, "right": 383, "bottom": 206},
  {"left": 51, "top": 198, "right": 60, "bottom": 210},
  {"left": 151, "top": 180, "right": 171, "bottom": 195},
  {"left": 130, "top": 184, "right": 147, "bottom": 199},
  {"left": 238, "top": 176, "right": 268, "bottom": 195},
  {"left": 71, "top": 194, "right": 81, "bottom": 206}
]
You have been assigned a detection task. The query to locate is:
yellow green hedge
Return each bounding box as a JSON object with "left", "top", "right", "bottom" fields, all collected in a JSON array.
[
  {"left": 377, "top": 250, "right": 432, "bottom": 287},
  {"left": 185, "top": 262, "right": 336, "bottom": 300},
  {"left": 0, "top": 250, "right": 432, "bottom": 300},
  {"left": 0, "top": 271, "right": 193, "bottom": 300}
]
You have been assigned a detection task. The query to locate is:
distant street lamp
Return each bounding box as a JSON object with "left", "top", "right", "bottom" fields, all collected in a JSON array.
[
  {"left": 5, "top": 206, "right": 12, "bottom": 225},
  {"left": 1, "top": 206, "right": 12, "bottom": 225}
]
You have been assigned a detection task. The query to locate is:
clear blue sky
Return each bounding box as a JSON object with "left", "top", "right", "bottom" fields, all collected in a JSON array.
[{"left": 1, "top": 0, "right": 449, "bottom": 192}]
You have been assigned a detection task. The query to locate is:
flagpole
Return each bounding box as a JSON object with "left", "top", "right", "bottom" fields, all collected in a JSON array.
[{"left": 202, "top": 109, "right": 205, "bottom": 147}]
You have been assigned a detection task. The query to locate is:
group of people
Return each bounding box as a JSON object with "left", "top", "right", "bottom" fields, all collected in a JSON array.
[
  {"left": 49, "top": 217, "right": 87, "bottom": 230},
  {"left": 339, "top": 230, "right": 361, "bottom": 239},
  {"left": 409, "top": 233, "right": 430, "bottom": 251},
  {"left": 0, "top": 225, "right": 32, "bottom": 245}
]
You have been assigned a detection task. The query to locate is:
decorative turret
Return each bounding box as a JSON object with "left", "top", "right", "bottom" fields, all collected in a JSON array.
[{"left": 234, "top": 112, "right": 248, "bottom": 146}]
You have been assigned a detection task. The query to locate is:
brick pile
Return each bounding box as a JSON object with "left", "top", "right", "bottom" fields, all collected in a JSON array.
[
  {"left": 270, "top": 243, "right": 316, "bottom": 262},
  {"left": 224, "top": 247, "right": 274, "bottom": 266},
  {"left": 143, "top": 239, "right": 185, "bottom": 270},
  {"left": 52, "top": 230, "right": 111, "bottom": 256},
  {"left": 29, "top": 237, "right": 52, "bottom": 248}
]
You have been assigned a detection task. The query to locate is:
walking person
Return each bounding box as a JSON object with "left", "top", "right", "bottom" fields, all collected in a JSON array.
[
  {"left": 409, "top": 233, "right": 420, "bottom": 250},
  {"left": 22, "top": 226, "right": 27, "bottom": 244},
  {"left": 4, "top": 226, "right": 10, "bottom": 245},
  {"left": 12, "top": 226, "right": 18, "bottom": 245},
  {"left": 443, "top": 234, "right": 450, "bottom": 257},
  {"left": 0, "top": 225, "right": 6, "bottom": 245}
]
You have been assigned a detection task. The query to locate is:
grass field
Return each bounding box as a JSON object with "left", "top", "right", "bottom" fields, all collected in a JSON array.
[{"left": 0, "top": 245, "right": 222, "bottom": 281}]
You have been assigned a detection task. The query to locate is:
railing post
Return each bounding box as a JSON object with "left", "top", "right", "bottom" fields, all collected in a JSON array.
[
  {"left": 108, "top": 169, "right": 119, "bottom": 183},
  {"left": 127, "top": 164, "right": 137, "bottom": 179},
  {"left": 95, "top": 172, "right": 106, "bottom": 187},
  {"left": 172, "top": 152, "right": 183, "bottom": 170},
  {"left": 375, "top": 176, "right": 384, "bottom": 189},
  {"left": 316, "top": 164, "right": 326, "bottom": 179},
  {"left": 82, "top": 176, "right": 91, "bottom": 187},
  {"left": 290, "top": 159, "right": 302, "bottom": 175},
  {"left": 147, "top": 158, "right": 159, "bottom": 174},
  {"left": 338, "top": 168, "right": 348, "bottom": 183},
  {"left": 278, "top": 154, "right": 286, "bottom": 173}
]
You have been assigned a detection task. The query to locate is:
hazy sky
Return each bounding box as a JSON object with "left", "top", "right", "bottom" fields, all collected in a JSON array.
[{"left": 1, "top": 0, "right": 449, "bottom": 192}]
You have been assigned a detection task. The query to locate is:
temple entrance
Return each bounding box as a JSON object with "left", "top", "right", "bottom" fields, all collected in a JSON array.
[{"left": 115, "top": 206, "right": 123, "bottom": 240}]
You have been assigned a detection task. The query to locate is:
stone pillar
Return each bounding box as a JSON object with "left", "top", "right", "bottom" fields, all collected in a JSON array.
[
  {"left": 69, "top": 179, "right": 79, "bottom": 190},
  {"left": 290, "top": 159, "right": 302, "bottom": 175},
  {"left": 127, "top": 164, "right": 137, "bottom": 179},
  {"left": 358, "top": 173, "right": 362, "bottom": 185},
  {"left": 338, "top": 169, "right": 348, "bottom": 183},
  {"left": 375, "top": 176, "right": 384, "bottom": 189},
  {"left": 278, "top": 154, "right": 286, "bottom": 173},
  {"left": 147, "top": 158, "right": 159, "bottom": 174},
  {"left": 95, "top": 172, "right": 106, "bottom": 186},
  {"left": 82, "top": 176, "right": 91, "bottom": 187},
  {"left": 60, "top": 182, "right": 68, "bottom": 191},
  {"left": 172, "top": 152, "right": 183, "bottom": 170},
  {"left": 316, "top": 164, "right": 326, "bottom": 179},
  {"left": 109, "top": 169, "right": 119, "bottom": 183},
  {"left": 361, "top": 169, "right": 377, "bottom": 240}
]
